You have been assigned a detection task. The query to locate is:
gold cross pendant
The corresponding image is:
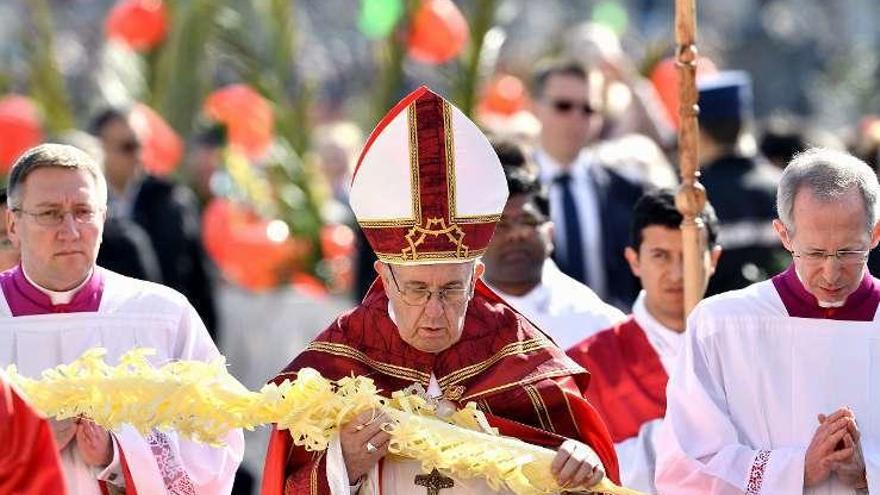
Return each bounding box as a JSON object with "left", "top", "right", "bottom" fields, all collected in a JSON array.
[{"left": 414, "top": 468, "right": 455, "bottom": 494}]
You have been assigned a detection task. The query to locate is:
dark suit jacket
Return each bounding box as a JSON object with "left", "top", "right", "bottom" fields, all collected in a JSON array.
[
  {"left": 97, "top": 217, "right": 163, "bottom": 284},
  {"left": 130, "top": 176, "right": 219, "bottom": 337},
  {"left": 582, "top": 164, "right": 644, "bottom": 310},
  {"left": 701, "top": 154, "right": 789, "bottom": 295}
]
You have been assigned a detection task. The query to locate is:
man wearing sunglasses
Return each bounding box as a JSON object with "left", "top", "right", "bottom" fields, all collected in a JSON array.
[
  {"left": 90, "top": 107, "right": 218, "bottom": 338},
  {"left": 531, "top": 59, "right": 643, "bottom": 311},
  {"left": 482, "top": 139, "right": 625, "bottom": 351},
  {"left": 657, "top": 148, "right": 880, "bottom": 494},
  {"left": 262, "top": 87, "right": 620, "bottom": 494}
]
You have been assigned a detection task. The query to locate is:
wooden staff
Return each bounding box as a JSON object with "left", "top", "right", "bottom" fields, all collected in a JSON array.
[{"left": 674, "top": 0, "right": 707, "bottom": 315}]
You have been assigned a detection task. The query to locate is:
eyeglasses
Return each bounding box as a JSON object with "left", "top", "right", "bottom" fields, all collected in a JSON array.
[
  {"left": 13, "top": 206, "right": 102, "bottom": 227},
  {"left": 387, "top": 265, "right": 473, "bottom": 306},
  {"left": 549, "top": 99, "right": 594, "bottom": 116},
  {"left": 790, "top": 249, "right": 870, "bottom": 266}
]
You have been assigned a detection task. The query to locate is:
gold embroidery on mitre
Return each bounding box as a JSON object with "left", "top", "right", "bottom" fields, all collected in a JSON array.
[
  {"left": 401, "top": 217, "right": 469, "bottom": 261},
  {"left": 408, "top": 102, "right": 422, "bottom": 222},
  {"left": 443, "top": 101, "right": 457, "bottom": 219}
]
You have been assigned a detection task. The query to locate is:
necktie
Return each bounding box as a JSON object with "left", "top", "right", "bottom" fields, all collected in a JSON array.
[{"left": 554, "top": 173, "right": 587, "bottom": 284}]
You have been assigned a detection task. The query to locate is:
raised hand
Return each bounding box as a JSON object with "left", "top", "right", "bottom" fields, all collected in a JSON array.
[
  {"left": 823, "top": 408, "right": 867, "bottom": 489},
  {"left": 804, "top": 408, "right": 857, "bottom": 487}
]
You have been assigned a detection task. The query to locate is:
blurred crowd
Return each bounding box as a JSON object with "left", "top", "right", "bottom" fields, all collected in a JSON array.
[{"left": 3, "top": 1, "right": 880, "bottom": 493}]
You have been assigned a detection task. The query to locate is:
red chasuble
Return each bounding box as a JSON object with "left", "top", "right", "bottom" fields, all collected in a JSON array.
[
  {"left": 260, "top": 279, "right": 619, "bottom": 494},
  {"left": 566, "top": 317, "right": 668, "bottom": 444},
  {"left": 0, "top": 375, "right": 68, "bottom": 495}
]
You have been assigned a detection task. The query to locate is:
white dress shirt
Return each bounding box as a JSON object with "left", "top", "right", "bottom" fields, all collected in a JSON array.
[
  {"left": 536, "top": 148, "right": 606, "bottom": 298},
  {"left": 489, "top": 259, "right": 625, "bottom": 351},
  {"left": 631, "top": 290, "right": 684, "bottom": 374}
]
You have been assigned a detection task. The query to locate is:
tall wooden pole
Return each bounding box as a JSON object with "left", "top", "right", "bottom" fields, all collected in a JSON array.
[{"left": 674, "top": 0, "right": 707, "bottom": 315}]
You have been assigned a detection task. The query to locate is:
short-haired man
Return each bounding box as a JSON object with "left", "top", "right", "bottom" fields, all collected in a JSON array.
[
  {"left": 656, "top": 148, "right": 880, "bottom": 494},
  {"left": 482, "top": 140, "right": 625, "bottom": 350},
  {"left": 567, "top": 189, "right": 721, "bottom": 493},
  {"left": 90, "top": 107, "right": 218, "bottom": 336},
  {"left": 531, "top": 59, "right": 644, "bottom": 309},
  {"left": 697, "top": 71, "right": 788, "bottom": 295},
  {"left": 261, "top": 87, "right": 619, "bottom": 494},
  {"left": 0, "top": 144, "right": 243, "bottom": 494}
]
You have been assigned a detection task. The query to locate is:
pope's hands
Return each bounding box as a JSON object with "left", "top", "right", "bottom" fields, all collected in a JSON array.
[
  {"left": 340, "top": 409, "right": 392, "bottom": 483},
  {"left": 551, "top": 439, "right": 604, "bottom": 491}
]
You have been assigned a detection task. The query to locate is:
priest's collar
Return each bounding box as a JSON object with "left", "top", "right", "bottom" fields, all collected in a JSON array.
[
  {"left": 0, "top": 264, "right": 104, "bottom": 316},
  {"left": 22, "top": 265, "right": 92, "bottom": 305},
  {"left": 772, "top": 264, "right": 880, "bottom": 321}
]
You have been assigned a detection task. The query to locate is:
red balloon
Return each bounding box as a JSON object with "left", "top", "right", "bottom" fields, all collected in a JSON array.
[
  {"left": 319, "top": 224, "right": 355, "bottom": 259},
  {"left": 650, "top": 56, "right": 718, "bottom": 129},
  {"left": 105, "top": 0, "right": 168, "bottom": 52},
  {"left": 407, "top": 0, "right": 469, "bottom": 65},
  {"left": 204, "top": 84, "right": 274, "bottom": 159},
  {"left": 0, "top": 95, "right": 43, "bottom": 173},
  {"left": 129, "top": 103, "right": 183, "bottom": 176},
  {"left": 478, "top": 75, "right": 529, "bottom": 116},
  {"left": 291, "top": 272, "right": 329, "bottom": 299},
  {"left": 202, "top": 199, "right": 297, "bottom": 291}
]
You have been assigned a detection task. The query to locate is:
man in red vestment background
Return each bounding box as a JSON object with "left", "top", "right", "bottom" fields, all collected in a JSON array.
[
  {"left": 0, "top": 370, "right": 68, "bottom": 494},
  {"left": 567, "top": 189, "right": 721, "bottom": 493},
  {"left": 261, "top": 86, "right": 619, "bottom": 494}
]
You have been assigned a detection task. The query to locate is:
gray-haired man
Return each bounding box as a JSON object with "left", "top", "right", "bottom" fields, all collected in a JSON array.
[{"left": 656, "top": 148, "right": 879, "bottom": 494}]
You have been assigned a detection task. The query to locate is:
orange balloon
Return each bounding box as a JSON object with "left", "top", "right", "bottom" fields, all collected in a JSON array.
[
  {"left": 478, "top": 75, "right": 529, "bottom": 116},
  {"left": 0, "top": 95, "right": 43, "bottom": 173},
  {"left": 129, "top": 103, "right": 183, "bottom": 176},
  {"left": 105, "top": 0, "right": 168, "bottom": 52},
  {"left": 650, "top": 56, "right": 718, "bottom": 129},
  {"left": 204, "top": 84, "right": 274, "bottom": 159},
  {"left": 407, "top": 0, "right": 469, "bottom": 65},
  {"left": 202, "top": 199, "right": 297, "bottom": 291}
]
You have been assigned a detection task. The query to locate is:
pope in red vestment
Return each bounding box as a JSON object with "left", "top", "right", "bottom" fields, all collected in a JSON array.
[
  {"left": 260, "top": 86, "right": 619, "bottom": 494},
  {"left": 0, "top": 371, "right": 68, "bottom": 494}
]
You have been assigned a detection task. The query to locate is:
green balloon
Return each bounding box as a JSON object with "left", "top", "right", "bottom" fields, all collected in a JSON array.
[
  {"left": 359, "top": 0, "right": 404, "bottom": 39},
  {"left": 592, "top": 1, "right": 629, "bottom": 36}
]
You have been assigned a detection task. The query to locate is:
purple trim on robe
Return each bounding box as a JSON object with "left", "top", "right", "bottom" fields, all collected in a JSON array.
[
  {"left": 772, "top": 264, "right": 880, "bottom": 321},
  {"left": 0, "top": 265, "right": 104, "bottom": 316}
]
